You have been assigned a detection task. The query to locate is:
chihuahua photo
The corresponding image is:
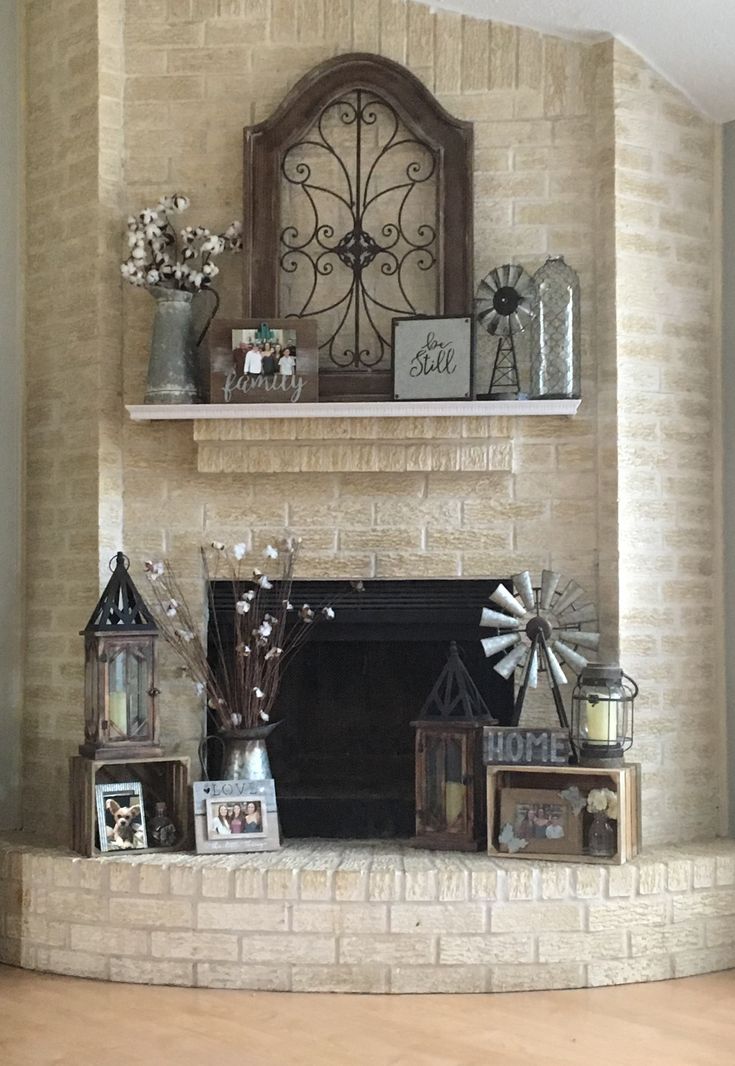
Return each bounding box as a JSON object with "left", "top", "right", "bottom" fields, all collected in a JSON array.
[{"left": 105, "top": 797, "right": 146, "bottom": 849}]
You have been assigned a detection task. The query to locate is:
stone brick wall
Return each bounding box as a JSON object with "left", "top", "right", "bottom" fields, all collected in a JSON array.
[
  {"left": 611, "top": 43, "right": 723, "bottom": 843},
  {"left": 21, "top": 1, "right": 724, "bottom": 846},
  {"left": 2, "top": 837, "right": 735, "bottom": 992}
]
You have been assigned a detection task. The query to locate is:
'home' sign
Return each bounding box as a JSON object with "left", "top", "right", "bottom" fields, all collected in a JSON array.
[{"left": 483, "top": 727, "right": 572, "bottom": 766}]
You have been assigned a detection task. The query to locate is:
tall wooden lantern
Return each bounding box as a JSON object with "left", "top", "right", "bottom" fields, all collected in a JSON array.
[
  {"left": 412, "top": 643, "right": 495, "bottom": 851},
  {"left": 79, "top": 552, "right": 162, "bottom": 760}
]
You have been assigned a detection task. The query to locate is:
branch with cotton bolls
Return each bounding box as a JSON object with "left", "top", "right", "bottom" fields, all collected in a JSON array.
[
  {"left": 120, "top": 192, "right": 243, "bottom": 294},
  {"left": 141, "top": 537, "right": 338, "bottom": 733}
]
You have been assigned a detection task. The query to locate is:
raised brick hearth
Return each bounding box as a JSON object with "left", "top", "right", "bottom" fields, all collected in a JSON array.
[{"left": 2, "top": 837, "right": 735, "bottom": 993}]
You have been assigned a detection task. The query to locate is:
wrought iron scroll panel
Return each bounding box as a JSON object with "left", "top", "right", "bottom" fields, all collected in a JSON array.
[{"left": 278, "top": 89, "right": 440, "bottom": 372}]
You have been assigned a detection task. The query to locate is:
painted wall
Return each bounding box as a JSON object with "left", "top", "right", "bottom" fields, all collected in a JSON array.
[
  {"left": 723, "top": 121, "right": 735, "bottom": 836},
  {"left": 0, "top": 0, "right": 22, "bottom": 830}
]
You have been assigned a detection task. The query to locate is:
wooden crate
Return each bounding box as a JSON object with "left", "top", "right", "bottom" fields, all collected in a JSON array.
[
  {"left": 487, "top": 763, "right": 641, "bottom": 865},
  {"left": 69, "top": 755, "right": 191, "bottom": 857}
]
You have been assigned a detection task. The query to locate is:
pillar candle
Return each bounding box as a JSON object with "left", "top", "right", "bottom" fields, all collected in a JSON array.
[
  {"left": 108, "top": 691, "right": 128, "bottom": 734},
  {"left": 585, "top": 698, "right": 617, "bottom": 744}
]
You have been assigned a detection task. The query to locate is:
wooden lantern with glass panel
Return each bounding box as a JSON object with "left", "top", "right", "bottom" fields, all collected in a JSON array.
[
  {"left": 412, "top": 642, "right": 495, "bottom": 851},
  {"left": 79, "top": 552, "right": 162, "bottom": 760}
]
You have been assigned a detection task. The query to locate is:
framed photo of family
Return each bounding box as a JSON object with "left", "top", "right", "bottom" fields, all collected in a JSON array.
[
  {"left": 209, "top": 318, "right": 319, "bottom": 405},
  {"left": 192, "top": 778, "right": 281, "bottom": 854},
  {"left": 497, "top": 787, "right": 583, "bottom": 856},
  {"left": 95, "top": 781, "right": 147, "bottom": 853},
  {"left": 392, "top": 315, "right": 473, "bottom": 401}
]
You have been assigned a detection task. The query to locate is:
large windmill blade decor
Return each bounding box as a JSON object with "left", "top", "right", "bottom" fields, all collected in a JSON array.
[
  {"left": 475, "top": 264, "right": 537, "bottom": 399},
  {"left": 479, "top": 570, "right": 599, "bottom": 727}
]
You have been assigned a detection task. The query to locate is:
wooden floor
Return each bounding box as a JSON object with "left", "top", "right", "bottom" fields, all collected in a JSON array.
[{"left": 0, "top": 965, "right": 732, "bottom": 1066}]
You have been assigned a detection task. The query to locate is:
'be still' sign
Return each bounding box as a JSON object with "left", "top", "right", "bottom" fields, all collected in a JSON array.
[{"left": 392, "top": 316, "right": 473, "bottom": 401}]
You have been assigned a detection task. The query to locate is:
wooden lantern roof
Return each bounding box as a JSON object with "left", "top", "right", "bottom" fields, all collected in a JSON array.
[
  {"left": 83, "top": 552, "right": 157, "bottom": 635},
  {"left": 417, "top": 642, "right": 495, "bottom": 722}
]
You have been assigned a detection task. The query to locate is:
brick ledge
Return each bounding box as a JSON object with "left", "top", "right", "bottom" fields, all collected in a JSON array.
[{"left": 1, "top": 837, "right": 734, "bottom": 993}]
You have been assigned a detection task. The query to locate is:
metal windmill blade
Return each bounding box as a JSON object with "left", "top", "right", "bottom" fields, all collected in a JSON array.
[
  {"left": 478, "top": 568, "right": 599, "bottom": 728},
  {"left": 475, "top": 264, "right": 537, "bottom": 338}
]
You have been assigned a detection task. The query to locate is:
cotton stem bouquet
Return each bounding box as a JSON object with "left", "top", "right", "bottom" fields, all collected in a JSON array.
[
  {"left": 144, "top": 538, "right": 334, "bottom": 732},
  {"left": 121, "top": 192, "right": 242, "bottom": 292}
]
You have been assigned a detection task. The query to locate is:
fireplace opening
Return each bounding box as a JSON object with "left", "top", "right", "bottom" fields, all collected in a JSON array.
[{"left": 210, "top": 579, "right": 513, "bottom": 839}]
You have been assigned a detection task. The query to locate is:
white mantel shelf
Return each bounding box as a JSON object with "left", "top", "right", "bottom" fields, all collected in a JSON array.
[{"left": 126, "top": 398, "right": 581, "bottom": 421}]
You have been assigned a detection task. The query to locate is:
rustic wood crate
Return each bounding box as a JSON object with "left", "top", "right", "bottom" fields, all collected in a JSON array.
[
  {"left": 69, "top": 755, "right": 191, "bottom": 857},
  {"left": 486, "top": 763, "right": 641, "bottom": 865}
]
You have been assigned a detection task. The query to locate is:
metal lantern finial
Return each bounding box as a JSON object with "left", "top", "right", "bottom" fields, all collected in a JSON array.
[
  {"left": 83, "top": 552, "right": 157, "bottom": 634},
  {"left": 418, "top": 642, "right": 496, "bottom": 723}
]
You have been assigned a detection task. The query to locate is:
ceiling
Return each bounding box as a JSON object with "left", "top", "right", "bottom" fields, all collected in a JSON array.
[{"left": 424, "top": 0, "right": 735, "bottom": 122}]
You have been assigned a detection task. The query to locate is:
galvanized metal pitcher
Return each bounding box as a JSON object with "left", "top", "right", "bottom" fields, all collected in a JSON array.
[
  {"left": 144, "top": 286, "right": 218, "bottom": 404},
  {"left": 199, "top": 722, "right": 279, "bottom": 782}
]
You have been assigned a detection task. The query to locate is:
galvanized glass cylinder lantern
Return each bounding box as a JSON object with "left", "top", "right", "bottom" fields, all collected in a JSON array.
[
  {"left": 529, "top": 255, "right": 581, "bottom": 399},
  {"left": 79, "top": 552, "right": 162, "bottom": 760},
  {"left": 571, "top": 664, "right": 637, "bottom": 767},
  {"left": 412, "top": 643, "right": 495, "bottom": 851}
]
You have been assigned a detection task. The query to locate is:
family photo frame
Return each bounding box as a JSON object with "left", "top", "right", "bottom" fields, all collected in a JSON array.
[
  {"left": 209, "top": 317, "right": 319, "bottom": 405},
  {"left": 498, "top": 786, "right": 583, "bottom": 856},
  {"left": 193, "top": 778, "right": 281, "bottom": 854},
  {"left": 392, "top": 315, "right": 473, "bottom": 401}
]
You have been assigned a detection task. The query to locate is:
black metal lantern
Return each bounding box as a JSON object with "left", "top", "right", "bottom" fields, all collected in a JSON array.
[
  {"left": 571, "top": 664, "right": 637, "bottom": 767},
  {"left": 79, "top": 552, "right": 162, "bottom": 760},
  {"left": 412, "top": 643, "right": 495, "bottom": 851}
]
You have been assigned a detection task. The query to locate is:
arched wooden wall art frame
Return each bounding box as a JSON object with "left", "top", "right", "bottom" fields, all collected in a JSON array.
[{"left": 243, "top": 52, "right": 473, "bottom": 400}]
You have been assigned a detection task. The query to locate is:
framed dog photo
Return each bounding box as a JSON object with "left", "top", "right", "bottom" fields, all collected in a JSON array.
[
  {"left": 95, "top": 781, "right": 148, "bottom": 853},
  {"left": 497, "top": 787, "right": 583, "bottom": 857},
  {"left": 193, "top": 778, "right": 281, "bottom": 854},
  {"left": 392, "top": 315, "right": 473, "bottom": 401},
  {"left": 209, "top": 318, "right": 318, "bottom": 405}
]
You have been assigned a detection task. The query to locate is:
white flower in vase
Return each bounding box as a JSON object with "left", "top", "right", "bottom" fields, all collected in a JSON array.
[
  {"left": 300, "top": 605, "right": 314, "bottom": 623},
  {"left": 235, "top": 599, "right": 250, "bottom": 615},
  {"left": 146, "top": 269, "right": 161, "bottom": 286},
  {"left": 253, "top": 687, "right": 264, "bottom": 699},
  {"left": 263, "top": 544, "right": 279, "bottom": 559},
  {"left": 232, "top": 542, "right": 247, "bottom": 560},
  {"left": 258, "top": 575, "right": 273, "bottom": 590},
  {"left": 322, "top": 606, "right": 335, "bottom": 620},
  {"left": 202, "top": 261, "right": 219, "bottom": 279},
  {"left": 211, "top": 541, "right": 225, "bottom": 551},
  {"left": 258, "top": 620, "right": 273, "bottom": 638},
  {"left": 165, "top": 599, "right": 178, "bottom": 617},
  {"left": 144, "top": 560, "right": 165, "bottom": 580},
  {"left": 259, "top": 711, "right": 270, "bottom": 722}
]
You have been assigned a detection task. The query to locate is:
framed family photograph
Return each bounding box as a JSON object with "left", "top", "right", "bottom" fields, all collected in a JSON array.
[
  {"left": 193, "top": 778, "right": 281, "bottom": 854},
  {"left": 209, "top": 318, "right": 319, "bottom": 405},
  {"left": 497, "top": 787, "right": 583, "bottom": 856},
  {"left": 392, "top": 315, "right": 473, "bottom": 401},
  {"left": 95, "top": 781, "right": 147, "bottom": 853}
]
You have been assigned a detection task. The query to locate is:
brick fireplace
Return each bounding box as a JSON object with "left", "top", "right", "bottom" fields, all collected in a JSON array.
[
  {"left": 4, "top": 0, "right": 729, "bottom": 995},
  {"left": 18, "top": 0, "right": 723, "bottom": 847}
]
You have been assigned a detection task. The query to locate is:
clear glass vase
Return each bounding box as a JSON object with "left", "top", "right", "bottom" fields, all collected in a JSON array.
[
  {"left": 587, "top": 810, "right": 616, "bottom": 857},
  {"left": 529, "top": 255, "right": 581, "bottom": 399}
]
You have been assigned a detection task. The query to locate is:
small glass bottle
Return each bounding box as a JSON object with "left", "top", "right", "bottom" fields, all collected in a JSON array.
[
  {"left": 587, "top": 811, "right": 616, "bottom": 857},
  {"left": 149, "top": 802, "right": 177, "bottom": 848}
]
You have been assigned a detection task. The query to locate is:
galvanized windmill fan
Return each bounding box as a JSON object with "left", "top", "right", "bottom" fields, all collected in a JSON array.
[
  {"left": 479, "top": 570, "right": 599, "bottom": 727},
  {"left": 475, "top": 264, "right": 537, "bottom": 399}
]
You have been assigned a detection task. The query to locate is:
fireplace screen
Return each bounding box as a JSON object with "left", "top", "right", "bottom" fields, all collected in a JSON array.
[{"left": 210, "top": 579, "right": 512, "bottom": 839}]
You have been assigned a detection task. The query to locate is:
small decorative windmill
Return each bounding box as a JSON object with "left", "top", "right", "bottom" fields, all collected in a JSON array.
[
  {"left": 475, "top": 264, "right": 537, "bottom": 399},
  {"left": 479, "top": 571, "right": 599, "bottom": 728}
]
